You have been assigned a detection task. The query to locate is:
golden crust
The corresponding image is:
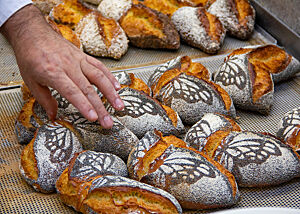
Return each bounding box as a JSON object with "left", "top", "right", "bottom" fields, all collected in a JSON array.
[
  {"left": 51, "top": 0, "right": 92, "bottom": 29},
  {"left": 203, "top": 130, "right": 231, "bottom": 158},
  {"left": 152, "top": 56, "right": 210, "bottom": 97},
  {"left": 21, "top": 135, "right": 39, "bottom": 181},
  {"left": 142, "top": 0, "right": 191, "bottom": 17},
  {"left": 235, "top": 0, "right": 255, "bottom": 28},
  {"left": 119, "top": 4, "right": 180, "bottom": 49},
  {"left": 128, "top": 73, "right": 151, "bottom": 95},
  {"left": 162, "top": 105, "right": 178, "bottom": 128},
  {"left": 286, "top": 125, "right": 300, "bottom": 152},
  {"left": 204, "top": 10, "right": 224, "bottom": 43}
]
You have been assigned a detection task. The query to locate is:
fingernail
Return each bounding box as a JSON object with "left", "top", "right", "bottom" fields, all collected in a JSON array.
[
  {"left": 114, "top": 98, "right": 124, "bottom": 110},
  {"left": 103, "top": 115, "right": 113, "bottom": 128},
  {"left": 88, "top": 109, "right": 98, "bottom": 121},
  {"left": 114, "top": 82, "right": 121, "bottom": 90}
]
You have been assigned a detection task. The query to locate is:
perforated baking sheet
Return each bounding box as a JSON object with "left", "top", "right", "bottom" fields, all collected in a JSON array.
[
  {"left": 0, "top": 73, "right": 299, "bottom": 213},
  {"left": 0, "top": 25, "right": 275, "bottom": 89}
]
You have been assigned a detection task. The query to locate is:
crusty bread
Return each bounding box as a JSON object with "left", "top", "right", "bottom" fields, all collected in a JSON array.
[
  {"left": 97, "top": 0, "right": 132, "bottom": 21},
  {"left": 50, "top": 0, "right": 92, "bottom": 29},
  {"left": 127, "top": 130, "right": 239, "bottom": 209},
  {"left": 33, "top": 0, "right": 62, "bottom": 14},
  {"left": 46, "top": 16, "right": 83, "bottom": 49},
  {"left": 64, "top": 112, "right": 139, "bottom": 161},
  {"left": 75, "top": 11, "right": 129, "bottom": 59},
  {"left": 56, "top": 151, "right": 128, "bottom": 210},
  {"left": 207, "top": 0, "right": 255, "bottom": 39},
  {"left": 172, "top": 6, "right": 226, "bottom": 53},
  {"left": 214, "top": 46, "right": 274, "bottom": 114},
  {"left": 185, "top": 113, "right": 241, "bottom": 151},
  {"left": 277, "top": 106, "right": 300, "bottom": 153},
  {"left": 104, "top": 87, "right": 185, "bottom": 138},
  {"left": 81, "top": 0, "right": 101, "bottom": 5},
  {"left": 78, "top": 175, "right": 183, "bottom": 214},
  {"left": 202, "top": 130, "right": 300, "bottom": 187},
  {"left": 119, "top": 4, "right": 180, "bottom": 49},
  {"left": 115, "top": 72, "right": 151, "bottom": 95},
  {"left": 148, "top": 56, "right": 236, "bottom": 125},
  {"left": 141, "top": 0, "right": 191, "bottom": 17},
  {"left": 20, "top": 121, "right": 83, "bottom": 193}
]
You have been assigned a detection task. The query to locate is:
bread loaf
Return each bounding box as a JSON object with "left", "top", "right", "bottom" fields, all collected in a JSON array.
[
  {"left": 81, "top": 0, "right": 101, "bottom": 5},
  {"left": 277, "top": 106, "right": 300, "bottom": 153},
  {"left": 104, "top": 87, "right": 185, "bottom": 138},
  {"left": 50, "top": 0, "right": 92, "bottom": 29},
  {"left": 203, "top": 131, "right": 300, "bottom": 187},
  {"left": 77, "top": 175, "right": 183, "bottom": 213},
  {"left": 64, "top": 113, "right": 139, "bottom": 161},
  {"left": 172, "top": 6, "right": 226, "bottom": 53},
  {"left": 214, "top": 46, "right": 274, "bottom": 114},
  {"left": 185, "top": 113, "right": 241, "bottom": 151},
  {"left": 207, "top": 0, "right": 255, "bottom": 39},
  {"left": 119, "top": 4, "right": 180, "bottom": 49},
  {"left": 148, "top": 56, "right": 236, "bottom": 125},
  {"left": 56, "top": 150, "right": 128, "bottom": 210},
  {"left": 127, "top": 130, "right": 239, "bottom": 209},
  {"left": 75, "top": 11, "right": 129, "bottom": 59},
  {"left": 20, "top": 121, "right": 83, "bottom": 193},
  {"left": 97, "top": 0, "right": 132, "bottom": 21}
]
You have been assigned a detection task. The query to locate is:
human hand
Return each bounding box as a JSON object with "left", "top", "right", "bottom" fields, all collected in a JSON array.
[{"left": 1, "top": 4, "right": 124, "bottom": 129}]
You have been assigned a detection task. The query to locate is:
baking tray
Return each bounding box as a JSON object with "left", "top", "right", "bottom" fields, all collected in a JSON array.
[{"left": 1, "top": 1, "right": 300, "bottom": 213}]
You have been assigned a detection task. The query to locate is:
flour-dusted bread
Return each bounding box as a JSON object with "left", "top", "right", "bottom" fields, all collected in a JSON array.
[
  {"left": 207, "top": 0, "right": 255, "bottom": 39},
  {"left": 116, "top": 72, "right": 151, "bottom": 95},
  {"left": 185, "top": 113, "right": 241, "bottom": 151},
  {"left": 277, "top": 106, "right": 300, "bottom": 153},
  {"left": 249, "top": 45, "right": 300, "bottom": 83},
  {"left": 172, "top": 6, "right": 226, "bottom": 53},
  {"left": 203, "top": 131, "right": 300, "bottom": 187},
  {"left": 104, "top": 87, "right": 185, "bottom": 138},
  {"left": 127, "top": 130, "right": 239, "bottom": 209},
  {"left": 119, "top": 4, "right": 180, "bottom": 49},
  {"left": 33, "top": 0, "right": 62, "bottom": 14},
  {"left": 56, "top": 151, "right": 128, "bottom": 210},
  {"left": 148, "top": 56, "right": 236, "bottom": 125},
  {"left": 20, "top": 121, "right": 83, "bottom": 193},
  {"left": 75, "top": 11, "right": 128, "bottom": 59},
  {"left": 50, "top": 0, "right": 92, "bottom": 29},
  {"left": 76, "top": 175, "right": 183, "bottom": 214},
  {"left": 64, "top": 113, "right": 139, "bottom": 161},
  {"left": 214, "top": 47, "right": 274, "bottom": 114},
  {"left": 81, "top": 0, "right": 101, "bottom": 5},
  {"left": 46, "top": 16, "right": 83, "bottom": 49},
  {"left": 97, "top": 0, "right": 132, "bottom": 21}
]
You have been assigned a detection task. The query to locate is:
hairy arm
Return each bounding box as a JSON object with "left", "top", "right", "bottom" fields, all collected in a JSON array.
[{"left": 0, "top": 4, "right": 124, "bottom": 128}]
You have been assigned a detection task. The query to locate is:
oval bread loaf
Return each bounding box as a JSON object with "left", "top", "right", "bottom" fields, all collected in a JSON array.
[
  {"left": 127, "top": 130, "right": 239, "bottom": 209},
  {"left": 20, "top": 121, "right": 83, "bottom": 193}
]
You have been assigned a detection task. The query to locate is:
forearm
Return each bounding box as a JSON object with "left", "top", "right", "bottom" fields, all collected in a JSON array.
[{"left": 1, "top": 4, "right": 55, "bottom": 52}]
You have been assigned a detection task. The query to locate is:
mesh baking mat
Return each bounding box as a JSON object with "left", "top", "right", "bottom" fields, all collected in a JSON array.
[
  {"left": 0, "top": 25, "right": 275, "bottom": 88},
  {"left": 1, "top": 70, "right": 300, "bottom": 213}
]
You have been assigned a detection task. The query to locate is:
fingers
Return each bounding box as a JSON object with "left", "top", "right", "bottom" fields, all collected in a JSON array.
[
  {"left": 27, "top": 81, "right": 58, "bottom": 121},
  {"left": 86, "top": 56, "right": 121, "bottom": 90},
  {"left": 80, "top": 58, "right": 124, "bottom": 111}
]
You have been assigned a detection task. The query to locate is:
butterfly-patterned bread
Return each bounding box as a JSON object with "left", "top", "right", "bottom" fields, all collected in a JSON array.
[
  {"left": 172, "top": 7, "right": 226, "bottom": 54},
  {"left": 72, "top": 175, "right": 183, "bottom": 213},
  {"left": 20, "top": 121, "right": 83, "bottom": 193},
  {"left": 50, "top": 0, "right": 92, "bottom": 29},
  {"left": 33, "top": 0, "right": 62, "bottom": 14},
  {"left": 214, "top": 45, "right": 300, "bottom": 114},
  {"left": 119, "top": 4, "right": 180, "bottom": 50},
  {"left": 46, "top": 16, "right": 83, "bottom": 49},
  {"left": 64, "top": 113, "right": 139, "bottom": 161},
  {"left": 185, "top": 113, "right": 241, "bottom": 151},
  {"left": 203, "top": 131, "right": 300, "bottom": 187},
  {"left": 207, "top": 0, "right": 255, "bottom": 39},
  {"left": 56, "top": 151, "right": 128, "bottom": 210},
  {"left": 148, "top": 56, "right": 236, "bottom": 125},
  {"left": 277, "top": 106, "right": 300, "bottom": 153},
  {"left": 105, "top": 87, "right": 185, "bottom": 138},
  {"left": 127, "top": 130, "right": 239, "bottom": 209},
  {"left": 97, "top": 0, "right": 132, "bottom": 21},
  {"left": 75, "top": 11, "right": 129, "bottom": 59}
]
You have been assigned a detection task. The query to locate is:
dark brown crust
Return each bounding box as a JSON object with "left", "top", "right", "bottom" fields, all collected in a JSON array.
[{"left": 119, "top": 4, "right": 180, "bottom": 49}]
